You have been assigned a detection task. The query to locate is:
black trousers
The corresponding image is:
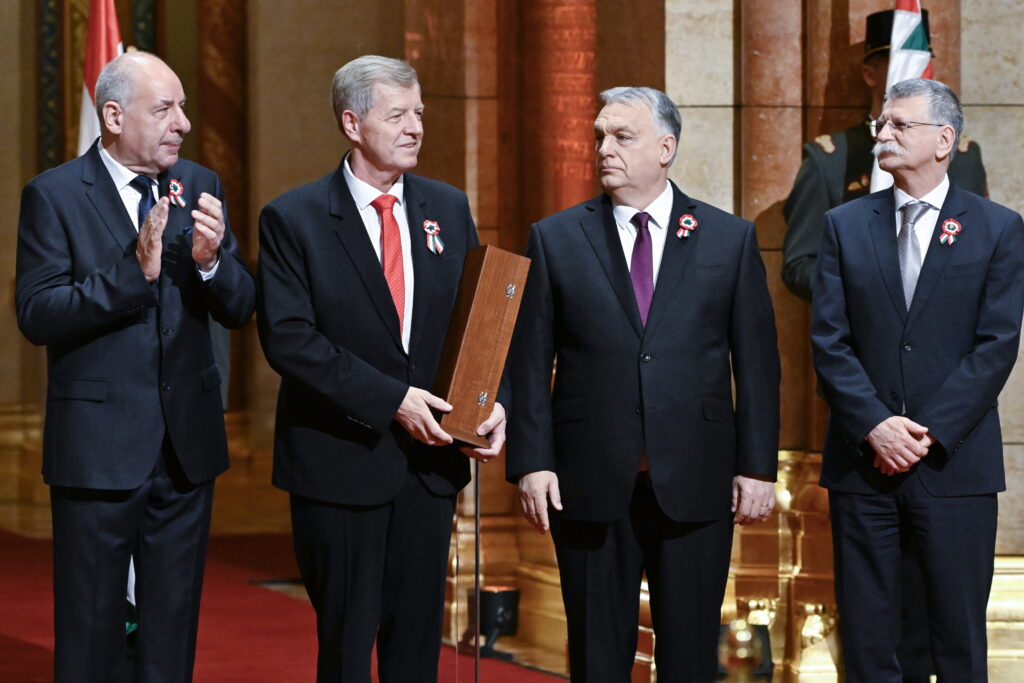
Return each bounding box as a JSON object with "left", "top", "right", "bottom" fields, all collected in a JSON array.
[
  {"left": 830, "top": 473, "right": 997, "bottom": 683},
  {"left": 290, "top": 472, "right": 456, "bottom": 683},
  {"left": 551, "top": 476, "right": 733, "bottom": 683},
  {"left": 50, "top": 447, "right": 214, "bottom": 683}
]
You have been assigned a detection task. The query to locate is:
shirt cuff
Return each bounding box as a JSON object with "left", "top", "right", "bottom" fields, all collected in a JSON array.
[{"left": 198, "top": 257, "right": 221, "bottom": 281}]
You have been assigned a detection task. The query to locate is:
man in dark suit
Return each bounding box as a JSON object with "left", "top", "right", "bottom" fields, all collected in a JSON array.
[
  {"left": 15, "top": 52, "right": 255, "bottom": 682},
  {"left": 784, "top": 14, "right": 988, "bottom": 682},
  {"left": 812, "top": 78, "right": 1024, "bottom": 682},
  {"left": 256, "top": 55, "right": 505, "bottom": 682},
  {"left": 507, "top": 86, "right": 780, "bottom": 681}
]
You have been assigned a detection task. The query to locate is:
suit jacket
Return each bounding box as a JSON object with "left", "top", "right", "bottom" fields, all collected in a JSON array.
[
  {"left": 811, "top": 184, "right": 1024, "bottom": 495},
  {"left": 15, "top": 142, "right": 255, "bottom": 489},
  {"left": 257, "top": 163, "right": 479, "bottom": 506},
  {"left": 782, "top": 117, "right": 988, "bottom": 301},
  {"left": 506, "top": 182, "right": 780, "bottom": 523}
]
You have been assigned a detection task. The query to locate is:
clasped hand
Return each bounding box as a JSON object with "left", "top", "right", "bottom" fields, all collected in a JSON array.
[{"left": 867, "top": 415, "right": 934, "bottom": 475}]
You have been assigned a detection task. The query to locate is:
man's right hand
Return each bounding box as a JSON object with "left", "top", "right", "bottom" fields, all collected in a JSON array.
[
  {"left": 395, "top": 386, "right": 453, "bottom": 446},
  {"left": 137, "top": 197, "right": 169, "bottom": 282},
  {"left": 518, "top": 470, "right": 562, "bottom": 535},
  {"left": 866, "top": 415, "right": 929, "bottom": 475}
]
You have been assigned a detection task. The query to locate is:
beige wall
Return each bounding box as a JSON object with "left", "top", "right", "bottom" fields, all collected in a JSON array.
[{"left": 962, "top": 0, "right": 1024, "bottom": 554}]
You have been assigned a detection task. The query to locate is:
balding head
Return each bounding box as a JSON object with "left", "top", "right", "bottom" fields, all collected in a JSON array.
[{"left": 97, "top": 52, "right": 191, "bottom": 176}]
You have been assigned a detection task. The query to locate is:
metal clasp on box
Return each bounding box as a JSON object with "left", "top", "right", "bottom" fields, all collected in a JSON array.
[
  {"left": 477, "top": 392, "right": 489, "bottom": 406},
  {"left": 505, "top": 284, "right": 516, "bottom": 299}
]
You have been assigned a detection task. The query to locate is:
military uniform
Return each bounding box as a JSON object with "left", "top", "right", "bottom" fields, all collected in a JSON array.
[{"left": 781, "top": 116, "right": 988, "bottom": 302}]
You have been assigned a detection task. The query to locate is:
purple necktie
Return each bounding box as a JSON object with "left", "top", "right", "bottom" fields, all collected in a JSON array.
[{"left": 630, "top": 212, "right": 654, "bottom": 325}]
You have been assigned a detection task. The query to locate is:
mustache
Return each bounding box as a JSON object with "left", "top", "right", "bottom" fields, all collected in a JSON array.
[{"left": 872, "top": 141, "right": 905, "bottom": 158}]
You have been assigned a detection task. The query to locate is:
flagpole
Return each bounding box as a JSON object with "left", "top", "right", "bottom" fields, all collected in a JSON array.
[{"left": 474, "top": 458, "right": 481, "bottom": 683}]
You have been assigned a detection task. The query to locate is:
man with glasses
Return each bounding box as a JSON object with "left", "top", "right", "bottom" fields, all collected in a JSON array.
[
  {"left": 811, "top": 77, "right": 1024, "bottom": 682},
  {"left": 782, "top": 9, "right": 987, "bottom": 302},
  {"left": 782, "top": 12, "right": 987, "bottom": 682}
]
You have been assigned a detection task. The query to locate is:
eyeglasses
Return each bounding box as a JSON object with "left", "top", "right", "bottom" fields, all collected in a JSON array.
[{"left": 868, "top": 118, "right": 945, "bottom": 138}]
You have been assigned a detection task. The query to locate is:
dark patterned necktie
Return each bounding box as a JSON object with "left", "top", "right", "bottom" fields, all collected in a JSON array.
[{"left": 130, "top": 175, "right": 155, "bottom": 229}]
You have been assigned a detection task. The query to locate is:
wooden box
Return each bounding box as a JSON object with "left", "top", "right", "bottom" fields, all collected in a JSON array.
[{"left": 435, "top": 245, "right": 530, "bottom": 447}]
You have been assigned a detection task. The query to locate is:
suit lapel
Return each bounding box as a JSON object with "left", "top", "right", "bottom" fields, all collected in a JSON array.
[
  {"left": 906, "top": 184, "right": 965, "bottom": 329},
  {"left": 404, "top": 176, "right": 437, "bottom": 358},
  {"left": 328, "top": 165, "right": 404, "bottom": 351},
  {"left": 156, "top": 170, "right": 192, "bottom": 293},
  {"left": 83, "top": 145, "right": 138, "bottom": 252},
  {"left": 867, "top": 189, "right": 908, "bottom": 325},
  {"left": 643, "top": 183, "right": 700, "bottom": 340},
  {"left": 579, "top": 195, "right": 644, "bottom": 338}
]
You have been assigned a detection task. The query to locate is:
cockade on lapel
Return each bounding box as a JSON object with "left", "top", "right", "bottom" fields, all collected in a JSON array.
[{"left": 939, "top": 218, "right": 962, "bottom": 246}]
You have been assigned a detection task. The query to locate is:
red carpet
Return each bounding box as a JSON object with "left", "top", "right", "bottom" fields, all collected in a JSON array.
[{"left": 0, "top": 530, "right": 559, "bottom": 682}]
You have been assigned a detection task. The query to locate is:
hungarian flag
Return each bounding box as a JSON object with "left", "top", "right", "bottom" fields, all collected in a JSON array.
[
  {"left": 886, "top": 0, "right": 933, "bottom": 87},
  {"left": 77, "top": 0, "right": 124, "bottom": 156},
  {"left": 871, "top": 0, "right": 934, "bottom": 192}
]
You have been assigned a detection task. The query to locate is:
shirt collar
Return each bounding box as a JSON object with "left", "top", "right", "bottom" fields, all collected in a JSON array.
[
  {"left": 894, "top": 174, "right": 950, "bottom": 213},
  {"left": 343, "top": 153, "right": 405, "bottom": 211},
  {"left": 97, "top": 142, "right": 154, "bottom": 193},
  {"left": 612, "top": 180, "right": 674, "bottom": 231}
]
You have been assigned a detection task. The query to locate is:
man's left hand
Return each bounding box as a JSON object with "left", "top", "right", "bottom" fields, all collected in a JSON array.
[
  {"left": 732, "top": 474, "right": 775, "bottom": 525},
  {"left": 461, "top": 402, "right": 506, "bottom": 463},
  {"left": 191, "top": 192, "right": 224, "bottom": 271},
  {"left": 876, "top": 431, "right": 936, "bottom": 475}
]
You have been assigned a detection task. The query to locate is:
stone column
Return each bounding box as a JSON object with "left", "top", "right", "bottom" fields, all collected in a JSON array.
[{"left": 962, "top": 1, "right": 1024, "bottom": 678}]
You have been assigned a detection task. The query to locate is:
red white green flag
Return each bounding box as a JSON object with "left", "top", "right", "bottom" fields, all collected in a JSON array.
[
  {"left": 886, "top": 0, "right": 934, "bottom": 86},
  {"left": 77, "top": 0, "right": 124, "bottom": 156},
  {"left": 871, "top": 0, "right": 934, "bottom": 191}
]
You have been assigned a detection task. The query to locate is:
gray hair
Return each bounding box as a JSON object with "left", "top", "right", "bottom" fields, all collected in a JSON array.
[
  {"left": 94, "top": 54, "right": 140, "bottom": 120},
  {"left": 331, "top": 55, "right": 419, "bottom": 131},
  {"left": 599, "top": 87, "right": 682, "bottom": 164},
  {"left": 884, "top": 78, "right": 963, "bottom": 160}
]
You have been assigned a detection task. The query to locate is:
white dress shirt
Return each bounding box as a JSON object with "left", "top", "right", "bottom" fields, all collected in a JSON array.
[
  {"left": 893, "top": 174, "right": 951, "bottom": 269},
  {"left": 97, "top": 143, "right": 219, "bottom": 280},
  {"left": 343, "top": 155, "right": 415, "bottom": 352},
  {"left": 612, "top": 180, "right": 674, "bottom": 286}
]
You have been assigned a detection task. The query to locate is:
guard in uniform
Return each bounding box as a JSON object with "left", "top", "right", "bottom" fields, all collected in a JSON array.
[
  {"left": 782, "top": 9, "right": 987, "bottom": 301},
  {"left": 781, "top": 11, "right": 988, "bottom": 683}
]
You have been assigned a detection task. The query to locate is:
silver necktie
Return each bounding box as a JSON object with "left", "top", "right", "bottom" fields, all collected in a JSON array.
[{"left": 898, "top": 200, "right": 930, "bottom": 310}]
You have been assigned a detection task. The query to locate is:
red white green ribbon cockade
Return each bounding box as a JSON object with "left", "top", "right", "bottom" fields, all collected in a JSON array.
[
  {"left": 677, "top": 214, "right": 699, "bottom": 239},
  {"left": 423, "top": 220, "right": 444, "bottom": 255},
  {"left": 168, "top": 179, "right": 187, "bottom": 208},
  {"left": 939, "top": 218, "right": 962, "bottom": 246}
]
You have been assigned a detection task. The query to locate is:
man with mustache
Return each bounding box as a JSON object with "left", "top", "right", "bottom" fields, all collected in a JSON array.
[
  {"left": 508, "top": 86, "right": 780, "bottom": 681},
  {"left": 15, "top": 51, "right": 255, "bottom": 682},
  {"left": 812, "top": 78, "right": 1024, "bottom": 682},
  {"left": 781, "top": 12, "right": 988, "bottom": 682},
  {"left": 256, "top": 55, "right": 505, "bottom": 681}
]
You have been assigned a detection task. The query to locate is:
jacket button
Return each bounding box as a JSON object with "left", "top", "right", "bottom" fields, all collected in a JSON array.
[
  {"left": 161, "top": 328, "right": 172, "bottom": 336},
  {"left": 161, "top": 382, "right": 171, "bottom": 391},
  {"left": 890, "top": 391, "right": 899, "bottom": 400},
  {"left": 635, "top": 406, "right": 642, "bottom": 415},
  {"left": 903, "top": 343, "right": 912, "bottom": 352},
  {"left": 640, "top": 353, "right": 652, "bottom": 362}
]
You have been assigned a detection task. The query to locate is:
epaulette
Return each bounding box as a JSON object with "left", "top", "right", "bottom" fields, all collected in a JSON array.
[
  {"left": 814, "top": 134, "right": 836, "bottom": 154},
  {"left": 958, "top": 134, "right": 973, "bottom": 154},
  {"left": 847, "top": 174, "right": 870, "bottom": 193}
]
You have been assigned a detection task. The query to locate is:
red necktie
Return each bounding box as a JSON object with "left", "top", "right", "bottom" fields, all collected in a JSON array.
[{"left": 370, "top": 194, "right": 405, "bottom": 334}]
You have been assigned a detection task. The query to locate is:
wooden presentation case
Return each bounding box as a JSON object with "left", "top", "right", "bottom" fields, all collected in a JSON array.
[{"left": 434, "top": 245, "right": 530, "bottom": 447}]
